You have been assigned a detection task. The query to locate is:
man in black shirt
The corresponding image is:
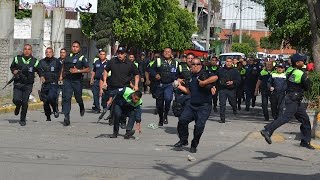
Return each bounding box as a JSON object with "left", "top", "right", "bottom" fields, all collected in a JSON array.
[
  {"left": 174, "top": 58, "right": 218, "bottom": 153},
  {"left": 217, "top": 57, "right": 241, "bottom": 123}
]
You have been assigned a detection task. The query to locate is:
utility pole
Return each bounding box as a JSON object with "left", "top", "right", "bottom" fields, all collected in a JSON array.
[
  {"left": 206, "top": 0, "right": 212, "bottom": 51},
  {"left": 239, "top": 0, "right": 243, "bottom": 43},
  {"left": 52, "top": 0, "right": 66, "bottom": 57}
]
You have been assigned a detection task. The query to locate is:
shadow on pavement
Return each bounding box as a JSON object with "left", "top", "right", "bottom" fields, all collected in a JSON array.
[
  {"left": 253, "top": 151, "right": 305, "bottom": 161},
  {"left": 153, "top": 161, "right": 319, "bottom": 180}
]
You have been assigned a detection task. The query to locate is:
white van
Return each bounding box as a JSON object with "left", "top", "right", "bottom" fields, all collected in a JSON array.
[{"left": 219, "top": 52, "right": 246, "bottom": 66}]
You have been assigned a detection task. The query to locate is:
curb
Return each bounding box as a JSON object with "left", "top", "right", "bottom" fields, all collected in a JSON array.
[{"left": 0, "top": 96, "right": 91, "bottom": 114}]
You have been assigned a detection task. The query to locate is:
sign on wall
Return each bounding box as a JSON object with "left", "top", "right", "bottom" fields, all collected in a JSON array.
[{"left": 19, "top": 0, "right": 98, "bottom": 13}]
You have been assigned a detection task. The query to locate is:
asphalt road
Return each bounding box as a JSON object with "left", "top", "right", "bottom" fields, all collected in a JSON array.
[{"left": 0, "top": 94, "right": 319, "bottom": 180}]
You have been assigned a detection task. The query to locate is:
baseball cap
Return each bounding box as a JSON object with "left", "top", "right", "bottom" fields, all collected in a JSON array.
[
  {"left": 276, "top": 63, "right": 285, "bottom": 68},
  {"left": 117, "top": 46, "right": 126, "bottom": 53},
  {"left": 141, "top": 52, "right": 146, "bottom": 56},
  {"left": 291, "top": 53, "right": 307, "bottom": 63}
]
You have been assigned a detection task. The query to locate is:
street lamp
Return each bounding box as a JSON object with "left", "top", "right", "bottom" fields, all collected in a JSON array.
[{"left": 236, "top": 0, "right": 253, "bottom": 43}]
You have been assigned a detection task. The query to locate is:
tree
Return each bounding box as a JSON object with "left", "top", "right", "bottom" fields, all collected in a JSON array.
[
  {"left": 14, "top": 1, "right": 31, "bottom": 19},
  {"left": 113, "top": 0, "right": 197, "bottom": 51},
  {"left": 260, "top": 36, "right": 281, "bottom": 53},
  {"left": 232, "top": 33, "right": 258, "bottom": 53},
  {"left": 231, "top": 43, "right": 255, "bottom": 57}
]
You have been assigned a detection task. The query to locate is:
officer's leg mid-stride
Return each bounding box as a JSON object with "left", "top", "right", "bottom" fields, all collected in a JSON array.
[
  {"left": 41, "top": 83, "right": 59, "bottom": 121},
  {"left": 175, "top": 103, "right": 212, "bottom": 153},
  {"left": 13, "top": 84, "right": 33, "bottom": 126},
  {"left": 156, "top": 83, "right": 173, "bottom": 126},
  {"left": 260, "top": 98, "right": 314, "bottom": 150}
]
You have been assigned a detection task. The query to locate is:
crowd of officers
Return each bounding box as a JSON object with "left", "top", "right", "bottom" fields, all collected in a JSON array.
[{"left": 9, "top": 42, "right": 315, "bottom": 153}]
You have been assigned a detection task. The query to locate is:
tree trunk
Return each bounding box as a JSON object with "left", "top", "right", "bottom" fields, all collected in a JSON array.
[{"left": 307, "top": 0, "right": 320, "bottom": 71}]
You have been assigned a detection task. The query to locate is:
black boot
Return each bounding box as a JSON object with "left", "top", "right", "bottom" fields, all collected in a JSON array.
[
  {"left": 64, "top": 116, "right": 70, "bottom": 126},
  {"left": 158, "top": 109, "right": 164, "bottom": 127},
  {"left": 219, "top": 117, "right": 225, "bottom": 123},
  {"left": 19, "top": 118, "right": 26, "bottom": 126},
  {"left": 213, "top": 106, "right": 218, "bottom": 113},
  {"left": 14, "top": 104, "right": 21, "bottom": 116},
  {"left": 46, "top": 115, "right": 51, "bottom": 121},
  {"left": 174, "top": 140, "right": 188, "bottom": 147},
  {"left": 163, "top": 111, "right": 168, "bottom": 124},
  {"left": 79, "top": 103, "right": 85, "bottom": 116},
  {"left": 237, "top": 104, "right": 241, "bottom": 111},
  {"left": 109, "top": 132, "right": 118, "bottom": 138},
  {"left": 190, "top": 127, "right": 203, "bottom": 153},
  {"left": 124, "top": 130, "right": 135, "bottom": 139},
  {"left": 176, "top": 122, "right": 189, "bottom": 147}
]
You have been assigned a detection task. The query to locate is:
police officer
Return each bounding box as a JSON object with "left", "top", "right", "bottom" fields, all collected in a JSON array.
[
  {"left": 137, "top": 52, "right": 148, "bottom": 93},
  {"left": 171, "top": 54, "right": 191, "bottom": 117},
  {"left": 244, "top": 58, "right": 260, "bottom": 111},
  {"left": 56, "top": 48, "right": 67, "bottom": 112},
  {"left": 60, "top": 41, "right": 90, "bottom": 126},
  {"left": 38, "top": 47, "right": 62, "bottom": 121},
  {"left": 174, "top": 58, "right": 218, "bottom": 153},
  {"left": 107, "top": 87, "right": 143, "bottom": 138},
  {"left": 207, "top": 56, "right": 219, "bottom": 112},
  {"left": 254, "top": 61, "right": 274, "bottom": 121},
  {"left": 10, "top": 44, "right": 40, "bottom": 126},
  {"left": 186, "top": 53, "right": 195, "bottom": 68},
  {"left": 268, "top": 63, "right": 287, "bottom": 120},
  {"left": 236, "top": 61, "right": 246, "bottom": 110},
  {"left": 150, "top": 48, "right": 179, "bottom": 126},
  {"left": 102, "top": 46, "right": 139, "bottom": 129},
  {"left": 145, "top": 53, "right": 160, "bottom": 115},
  {"left": 217, "top": 57, "right": 241, "bottom": 123},
  {"left": 90, "top": 50, "right": 108, "bottom": 114},
  {"left": 261, "top": 54, "right": 314, "bottom": 149}
]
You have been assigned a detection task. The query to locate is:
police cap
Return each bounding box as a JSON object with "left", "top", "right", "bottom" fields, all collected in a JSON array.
[{"left": 291, "top": 53, "right": 307, "bottom": 64}]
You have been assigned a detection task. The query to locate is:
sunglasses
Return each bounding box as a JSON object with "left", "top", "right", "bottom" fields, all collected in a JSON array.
[{"left": 191, "top": 63, "right": 201, "bottom": 66}]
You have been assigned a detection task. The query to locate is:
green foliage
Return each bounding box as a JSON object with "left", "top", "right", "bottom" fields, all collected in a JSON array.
[
  {"left": 231, "top": 43, "right": 255, "bottom": 56},
  {"left": 305, "top": 71, "right": 320, "bottom": 110},
  {"left": 260, "top": 36, "right": 281, "bottom": 52},
  {"left": 15, "top": 1, "right": 31, "bottom": 19},
  {"left": 232, "top": 33, "right": 258, "bottom": 53},
  {"left": 79, "top": 13, "right": 95, "bottom": 39},
  {"left": 262, "top": 0, "right": 311, "bottom": 50},
  {"left": 92, "top": 0, "right": 120, "bottom": 49},
  {"left": 113, "top": 0, "right": 197, "bottom": 51}
]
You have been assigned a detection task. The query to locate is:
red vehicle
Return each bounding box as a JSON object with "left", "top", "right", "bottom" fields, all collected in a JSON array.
[{"left": 184, "top": 49, "right": 208, "bottom": 58}]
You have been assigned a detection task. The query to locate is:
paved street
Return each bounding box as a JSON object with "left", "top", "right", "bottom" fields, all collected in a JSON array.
[{"left": 0, "top": 94, "right": 319, "bottom": 180}]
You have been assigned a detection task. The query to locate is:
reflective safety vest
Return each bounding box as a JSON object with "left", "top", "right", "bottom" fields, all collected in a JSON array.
[
  {"left": 156, "top": 58, "right": 178, "bottom": 83},
  {"left": 123, "top": 88, "right": 142, "bottom": 107},
  {"left": 14, "top": 56, "right": 39, "bottom": 84}
]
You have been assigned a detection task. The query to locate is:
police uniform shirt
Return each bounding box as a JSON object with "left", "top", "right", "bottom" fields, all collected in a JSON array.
[
  {"left": 149, "top": 58, "right": 179, "bottom": 84},
  {"left": 189, "top": 69, "right": 214, "bottom": 105},
  {"left": 258, "top": 69, "right": 273, "bottom": 91},
  {"left": 93, "top": 59, "right": 108, "bottom": 80},
  {"left": 39, "top": 57, "right": 62, "bottom": 83},
  {"left": 63, "top": 53, "right": 89, "bottom": 80},
  {"left": 10, "top": 55, "right": 40, "bottom": 84},
  {"left": 104, "top": 57, "right": 139, "bottom": 88}
]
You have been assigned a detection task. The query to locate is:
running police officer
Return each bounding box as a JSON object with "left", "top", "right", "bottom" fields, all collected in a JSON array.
[
  {"left": 236, "top": 61, "right": 246, "bottom": 110},
  {"left": 172, "top": 54, "right": 191, "bottom": 117},
  {"left": 90, "top": 50, "right": 108, "bottom": 114},
  {"left": 174, "top": 58, "right": 218, "bottom": 153},
  {"left": 145, "top": 53, "right": 160, "bottom": 115},
  {"left": 60, "top": 41, "right": 90, "bottom": 126},
  {"left": 217, "top": 57, "right": 241, "bottom": 123},
  {"left": 255, "top": 61, "right": 274, "bottom": 121},
  {"left": 102, "top": 46, "right": 139, "bottom": 132},
  {"left": 106, "top": 87, "right": 143, "bottom": 139},
  {"left": 57, "top": 48, "right": 67, "bottom": 112},
  {"left": 261, "top": 54, "right": 315, "bottom": 150},
  {"left": 39, "top": 47, "right": 62, "bottom": 121},
  {"left": 10, "top": 44, "right": 40, "bottom": 126},
  {"left": 244, "top": 58, "right": 260, "bottom": 111},
  {"left": 207, "top": 56, "right": 220, "bottom": 112},
  {"left": 150, "top": 48, "right": 179, "bottom": 126}
]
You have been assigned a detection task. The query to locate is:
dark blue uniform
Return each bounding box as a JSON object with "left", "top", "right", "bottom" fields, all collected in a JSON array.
[
  {"left": 176, "top": 69, "right": 214, "bottom": 152},
  {"left": 261, "top": 56, "right": 314, "bottom": 149},
  {"left": 150, "top": 58, "right": 179, "bottom": 126},
  {"left": 244, "top": 64, "right": 261, "bottom": 110},
  {"left": 56, "top": 57, "right": 65, "bottom": 112},
  {"left": 92, "top": 58, "right": 108, "bottom": 112},
  {"left": 39, "top": 57, "right": 62, "bottom": 120},
  {"left": 10, "top": 55, "right": 40, "bottom": 126},
  {"left": 217, "top": 66, "right": 241, "bottom": 122},
  {"left": 62, "top": 53, "right": 89, "bottom": 125},
  {"left": 207, "top": 65, "right": 219, "bottom": 112}
]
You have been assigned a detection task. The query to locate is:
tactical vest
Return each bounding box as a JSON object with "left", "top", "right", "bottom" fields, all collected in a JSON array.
[
  {"left": 39, "top": 58, "right": 59, "bottom": 83},
  {"left": 123, "top": 88, "right": 142, "bottom": 107},
  {"left": 271, "top": 72, "right": 287, "bottom": 92},
  {"left": 156, "top": 58, "right": 178, "bottom": 84},
  {"left": 14, "top": 56, "right": 39, "bottom": 84},
  {"left": 260, "top": 69, "right": 273, "bottom": 91},
  {"left": 178, "top": 63, "right": 191, "bottom": 80},
  {"left": 285, "top": 66, "right": 294, "bottom": 74},
  {"left": 286, "top": 68, "right": 305, "bottom": 93},
  {"left": 63, "top": 53, "right": 85, "bottom": 80}
]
